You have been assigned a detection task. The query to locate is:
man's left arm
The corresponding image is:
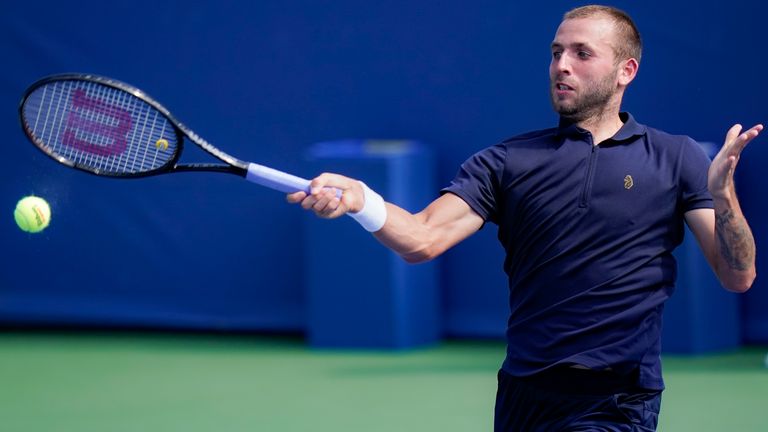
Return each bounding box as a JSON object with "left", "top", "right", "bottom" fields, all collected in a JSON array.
[{"left": 685, "top": 123, "right": 762, "bottom": 293}]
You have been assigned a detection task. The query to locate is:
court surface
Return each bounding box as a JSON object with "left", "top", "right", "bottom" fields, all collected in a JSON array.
[{"left": 0, "top": 330, "right": 765, "bottom": 431}]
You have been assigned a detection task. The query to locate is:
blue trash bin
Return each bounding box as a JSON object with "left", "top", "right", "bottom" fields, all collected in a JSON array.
[{"left": 303, "top": 140, "right": 440, "bottom": 349}]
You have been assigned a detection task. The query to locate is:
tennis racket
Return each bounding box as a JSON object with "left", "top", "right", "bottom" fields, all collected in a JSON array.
[{"left": 19, "top": 73, "right": 338, "bottom": 196}]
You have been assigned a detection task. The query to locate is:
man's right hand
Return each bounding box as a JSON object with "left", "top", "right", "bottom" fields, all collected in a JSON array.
[{"left": 286, "top": 173, "right": 365, "bottom": 219}]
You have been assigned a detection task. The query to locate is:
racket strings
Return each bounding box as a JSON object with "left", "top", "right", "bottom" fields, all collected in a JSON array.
[{"left": 22, "top": 80, "right": 179, "bottom": 175}]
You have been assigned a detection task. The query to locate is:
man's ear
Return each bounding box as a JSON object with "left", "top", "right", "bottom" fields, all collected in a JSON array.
[{"left": 618, "top": 58, "right": 639, "bottom": 86}]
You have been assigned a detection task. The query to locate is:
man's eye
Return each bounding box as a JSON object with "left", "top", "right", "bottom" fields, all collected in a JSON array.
[
  {"left": 552, "top": 51, "right": 563, "bottom": 59},
  {"left": 578, "top": 51, "right": 591, "bottom": 59}
]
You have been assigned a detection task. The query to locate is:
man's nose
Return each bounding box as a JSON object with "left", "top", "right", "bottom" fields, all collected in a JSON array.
[{"left": 553, "top": 56, "right": 571, "bottom": 75}]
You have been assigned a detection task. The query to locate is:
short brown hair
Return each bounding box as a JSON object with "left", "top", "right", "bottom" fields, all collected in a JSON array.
[{"left": 564, "top": 5, "right": 642, "bottom": 64}]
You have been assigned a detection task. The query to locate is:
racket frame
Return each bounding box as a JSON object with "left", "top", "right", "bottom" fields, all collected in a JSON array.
[{"left": 19, "top": 73, "right": 249, "bottom": 179}]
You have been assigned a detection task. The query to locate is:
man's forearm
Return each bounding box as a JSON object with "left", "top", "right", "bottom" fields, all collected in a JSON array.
[
  {"left": 713, "top": 196, "right": 756, "bottom": 292},
  {"left": 715, "top": 207, "right": 755, "bottom": 271}
]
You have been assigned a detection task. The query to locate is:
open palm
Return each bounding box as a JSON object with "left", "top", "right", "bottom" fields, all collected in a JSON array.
[{"left": 708, "top": 124, "right": 763, "bottom": 200}]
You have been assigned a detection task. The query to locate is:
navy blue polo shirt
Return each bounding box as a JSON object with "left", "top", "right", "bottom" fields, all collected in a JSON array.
[{"left": 442, "top": 113, "right": 713, "bottom": 390}]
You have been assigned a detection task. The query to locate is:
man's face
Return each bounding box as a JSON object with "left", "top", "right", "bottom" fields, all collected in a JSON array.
[{"left": 549, "top": 16, "right": 621, "bottom": 121}]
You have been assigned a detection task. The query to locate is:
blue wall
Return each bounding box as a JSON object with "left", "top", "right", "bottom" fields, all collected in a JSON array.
[{"left": 2, "top": 1, "right": 766, "bottom": 344}]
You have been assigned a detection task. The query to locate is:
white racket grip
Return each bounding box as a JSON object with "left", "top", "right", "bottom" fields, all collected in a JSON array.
[
  {"left": 246, "top": 163, "right": 341, "bottom": 198},
  {"left": 348, "top": 181, "right": 387, "bottom": 232}
]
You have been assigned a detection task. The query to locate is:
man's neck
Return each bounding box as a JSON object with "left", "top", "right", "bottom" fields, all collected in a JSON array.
[
  {"left": 578, "top": 116, "right": 624, "bottom": 145},
  {"left": 574, "top": 101, "right": 624, "bottom": 145}
]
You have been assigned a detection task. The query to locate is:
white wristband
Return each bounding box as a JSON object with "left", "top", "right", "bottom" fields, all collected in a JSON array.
[{"left": 348, "top": 181, "right": 387, "bottom": 232}]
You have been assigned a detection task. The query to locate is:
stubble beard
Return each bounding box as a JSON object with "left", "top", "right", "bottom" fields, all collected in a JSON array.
[{"left": 551, "top": 69, "right": 619, "bottom": 123}]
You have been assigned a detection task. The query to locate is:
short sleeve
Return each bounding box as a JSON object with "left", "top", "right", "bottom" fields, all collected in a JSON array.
[
  {"left": 440, "top": 143, "right": 506, "bottom": 224},
  {"left": 679, "top": 137, "right": 714, "bottom": 212}
]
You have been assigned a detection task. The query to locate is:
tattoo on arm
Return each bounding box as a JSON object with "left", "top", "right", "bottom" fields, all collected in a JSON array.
[{"left": 715, "top": 209, "right": 755, "bottom": 271}]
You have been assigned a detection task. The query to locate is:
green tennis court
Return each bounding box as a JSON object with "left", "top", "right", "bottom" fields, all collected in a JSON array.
[{"left": 1, "top": 331, "right": 766, "bottom": 431}]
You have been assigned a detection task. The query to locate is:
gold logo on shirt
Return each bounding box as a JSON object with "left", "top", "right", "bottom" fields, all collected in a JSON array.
[{"left": 624, "top": 175, "right": 634, "bottom": 190}]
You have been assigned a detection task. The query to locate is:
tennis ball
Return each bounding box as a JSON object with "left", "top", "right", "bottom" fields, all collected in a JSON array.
[{"left": 14, "top": 195, "right": 51, "bottom": 233}]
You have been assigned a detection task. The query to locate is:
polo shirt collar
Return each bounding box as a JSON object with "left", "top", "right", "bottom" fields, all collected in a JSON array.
[
  {"left": 557, "top": 112, "right": 647, "bottom": 142},
  {"left": 613, "top": 112, "right": 647, "bottom": 141}
]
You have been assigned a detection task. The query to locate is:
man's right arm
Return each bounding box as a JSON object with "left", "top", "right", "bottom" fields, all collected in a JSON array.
[
  {"left": 286, "top": 173, "right": 484, "bottom": 263},
  {"left": 374, "top": 193, "right": 485, "bottom": 263}
]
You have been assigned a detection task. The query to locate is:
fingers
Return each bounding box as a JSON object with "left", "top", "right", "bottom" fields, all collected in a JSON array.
[
  {"left": 306, "top": 189, "right": 337, "bottom": 212},
  {"left": 286, "top": 191, "right": 307, "bottom": 204},
  {"left": 724, "top": 124, "right": 743, "bottom": 146},
  {"left": 724, "top": 123, "right": 763, "bottom": 155},
  {"left": 295, "top": 188, "right": 338, "bottom": 216},
  {"left": 709, "top": 123, "right": 761, "bottom": 200},
  {"left": 285, "top": 172, "right": 358, "bottom": 219},
  {"left": 725, "top": 155, "right": 737, "bottom": 179},
  {"left": 735, "top": 124, "right": 761, "bottom": 148},
  {"left": 309, "top": 173, "right": 353, "bottom": 195},
  {"left": 742, "top": 124, "right": 763, "bottom": 144}
]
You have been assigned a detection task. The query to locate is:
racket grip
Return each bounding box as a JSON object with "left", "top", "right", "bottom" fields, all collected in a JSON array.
[{"left": 245, "top": 163, "right": 342, "bottom": 198}]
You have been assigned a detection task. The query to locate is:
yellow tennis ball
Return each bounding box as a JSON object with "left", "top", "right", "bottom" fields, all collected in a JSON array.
[{"left": 14, "top": 196, "right": 51, "bottom": 233}]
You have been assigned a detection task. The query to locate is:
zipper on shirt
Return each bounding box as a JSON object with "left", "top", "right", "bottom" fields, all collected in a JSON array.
[{"left": 579, "top": 141, "right": 599, "bottom": 208}]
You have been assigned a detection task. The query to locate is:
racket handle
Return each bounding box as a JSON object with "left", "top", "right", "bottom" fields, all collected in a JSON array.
[{"left": 245, "top": 163, "right": 342, "bottom": 198}]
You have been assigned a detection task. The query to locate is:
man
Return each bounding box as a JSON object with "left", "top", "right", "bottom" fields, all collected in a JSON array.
[{"left": 288, "top": 5, "right": 761, "bottom": 431}]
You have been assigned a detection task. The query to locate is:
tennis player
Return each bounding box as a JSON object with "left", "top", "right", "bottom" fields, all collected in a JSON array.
[{"left": 288, "top": 5, "right": 761, "bottom": 431}]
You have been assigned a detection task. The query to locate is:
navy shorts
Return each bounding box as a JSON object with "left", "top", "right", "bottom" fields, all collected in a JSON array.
[{"left": 494, "top": 367, "right": 662, "bottom": 431}]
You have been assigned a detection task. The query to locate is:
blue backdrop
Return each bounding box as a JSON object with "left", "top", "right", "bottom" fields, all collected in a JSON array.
[{"left": 2, "top": 1, "right": 766, "bottom": 346}]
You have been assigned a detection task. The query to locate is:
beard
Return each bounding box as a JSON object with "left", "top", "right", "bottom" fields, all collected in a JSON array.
[{"left": 551, "top": 69, "right": 618, "bottom": 122}]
